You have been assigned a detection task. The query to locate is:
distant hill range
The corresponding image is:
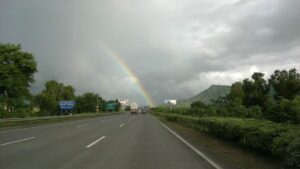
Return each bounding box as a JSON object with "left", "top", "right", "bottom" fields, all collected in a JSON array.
[{"left": 177, "top": 85, "right": 231, "bottom": 107}]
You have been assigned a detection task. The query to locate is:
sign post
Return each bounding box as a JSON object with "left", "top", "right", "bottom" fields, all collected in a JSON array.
[{"left": 96, "top": 98, "right": 99, "bottom": 112}]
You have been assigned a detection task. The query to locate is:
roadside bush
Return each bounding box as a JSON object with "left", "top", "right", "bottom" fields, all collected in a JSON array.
[
  {"left": 0, "top": 108, "right": 32, "bottom": 118},
  {"left": 0, "top": 111, "right": 9, "bottom": 118},
  {"left": 171, "top": 107, "right": 190, "bottom": 115},
  {"left": 272, "top": 128, "right": 300, "bottom": 168},
  {"left": 154, "top": 112, "right": 299, "bottom": 167},
  {"left": 278, "top": 97, "right": 300, "bottom": 124},
  {"left": 245, "top": 106, "right": 263, "bottom": 119},
  {"left": 14, "top": 108, "right": 31, "bottom": 118},
  {"left": 189, "top": 108, "right": 206, "bottom": 116},
  {"left": 286, "top": 137, "right": 300, "bottom": 168},
  {"left": 191, "top": 101, "right": 207, "bottom": 109},
  {"left": 206, "top": 106, "right": 217, "bottom": 116}
]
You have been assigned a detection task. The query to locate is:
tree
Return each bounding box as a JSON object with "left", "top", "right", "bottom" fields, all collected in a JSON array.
[
  {"left": 268, "top": 68, "right": 300, "bottom": 100},
  {"left": 242, "top": 72, "right": 269, "bottom": 109},
  {"left": 0, "top": 43, "right": 37, "bottom": 112},
  {"left": 35, "top": 80, "right": 75, "bottom": 115},
  {"left": 276, "top": 96, "right": 300, "bottom": 124},
  {"left": 75, "top": 92, "right": 105, "bottom": 113},
  {"left": 227, "top": 97, "right": 246, "bottom": 117},
  {"left": 125, "top": 105, "right": 131, "bottom": 111},
  {"left": 191, "top": 101, "right": 207, "bottom": 109},
  {"left": 115, "top": 99, "right": 121, "bottom": 112},
  {"left": 229, "top": 82, "right": 244, "bottom": 100}
]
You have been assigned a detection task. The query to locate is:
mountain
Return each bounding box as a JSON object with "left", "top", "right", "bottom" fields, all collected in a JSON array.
[{"left": 177, "top": 85, "right": 231, "bottom": 107}]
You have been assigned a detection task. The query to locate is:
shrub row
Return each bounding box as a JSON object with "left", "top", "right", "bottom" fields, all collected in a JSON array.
[{"left": 154, "top": 112, "right": 300, "bottom": 168}]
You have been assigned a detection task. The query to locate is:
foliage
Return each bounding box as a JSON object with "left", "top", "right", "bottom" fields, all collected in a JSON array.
[
  {"left": 75, "top": 92, "right": 105, "bottom": 113},
  {"left": 271, "top": 128, "right": 300, "bottom": 167},
  {"left": 244, "top": 106, "right": 263, "bottom": 119},
  {"left": 125, "top": 105, "right": 131, "bottom": 111},
  {"left": 191, "top": 101, "right": 207, "bottom": 109},
  {"left": 269, "top": 68, "right": 300, "bottom": 100},
  {"left": 0, "top": 43, "right": 37, "bottom": 113},
  {"left": 229, "top": 82, "right": 244, "bottom": 100},
  {"left": 34, "top": 80, "right": 75, "bottom": 115},
  {"left": 218, "top": 68, "right": 300, "bottom": 124},
  {"left": 276, "top": 97, "right": 300, "bottom": 124},
  {"left": 155, "top": 112, "right": 300, "bottom": 168},
  {"left": 242, "top": 72, "right": 269, "bottom": 109}
]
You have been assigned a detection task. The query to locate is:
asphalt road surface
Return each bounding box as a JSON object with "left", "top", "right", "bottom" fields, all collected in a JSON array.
[{"left": 0, "top": 113, "right": 238, "bottom": 169}]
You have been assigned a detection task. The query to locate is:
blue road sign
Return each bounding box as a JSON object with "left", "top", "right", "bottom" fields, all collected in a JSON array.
[{"left": 59, "top": 101, "right": 75, "bottom": 110}]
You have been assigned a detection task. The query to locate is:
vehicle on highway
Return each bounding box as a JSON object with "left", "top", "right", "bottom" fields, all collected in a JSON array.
[
  {"left": 130, "top": 102, "right": 139, "bottom": 115},
  {"left": 141, "top": 107, "right": 148, "bottom": 114}
]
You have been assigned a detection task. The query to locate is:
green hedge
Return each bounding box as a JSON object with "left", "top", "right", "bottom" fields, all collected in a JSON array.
[{"left": 155, "top": 112, "right": 300, "bottom": 168}]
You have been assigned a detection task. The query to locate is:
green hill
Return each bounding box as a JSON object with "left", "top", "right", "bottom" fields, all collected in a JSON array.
[{"left": 177, "top": 85, "right": 231, "bottom": 107}]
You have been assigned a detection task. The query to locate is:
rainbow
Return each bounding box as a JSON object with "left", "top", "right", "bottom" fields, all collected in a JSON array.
[{"left": 98, "top": 42, "right": 155, "bottom": 107}]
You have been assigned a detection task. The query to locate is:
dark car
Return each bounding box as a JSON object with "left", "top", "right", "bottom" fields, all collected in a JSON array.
[{"left": 141, "top": 108, "right": 148, "bottom": 114}]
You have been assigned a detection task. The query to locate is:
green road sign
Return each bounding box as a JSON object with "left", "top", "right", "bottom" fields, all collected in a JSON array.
[{"left": 106, "top": 102, "right": 116, "bottom": 111}]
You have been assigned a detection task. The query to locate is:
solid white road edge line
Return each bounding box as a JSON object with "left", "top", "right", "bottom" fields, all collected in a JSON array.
[
  {"left": 76, "top": 124, "right": 88, "bottom": 128},
  {"left": 1, "top": 137, "right": 36, "bottom": 146},
  {"left": 120, "top": 123, "right": 125, "bottom": 127},
  {"left": 152, "top": 116, "right": 223, "bottom": 169},
  {"left": 86, "top": 136, "right": 106, "bottom": 148}
]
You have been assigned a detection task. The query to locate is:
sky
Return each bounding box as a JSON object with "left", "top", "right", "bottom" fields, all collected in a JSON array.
[{"left": 0, "top": 0, "right": 300, "bottom": 106}]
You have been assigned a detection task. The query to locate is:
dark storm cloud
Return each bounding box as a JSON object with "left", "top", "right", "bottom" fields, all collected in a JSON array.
[{"left": 0, "top": 0, "right": 299, "bottom": 105}]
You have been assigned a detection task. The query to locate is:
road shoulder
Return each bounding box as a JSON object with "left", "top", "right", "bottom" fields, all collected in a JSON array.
[{"left": 155, "top": 116, "right": 280, "bottom": 169}]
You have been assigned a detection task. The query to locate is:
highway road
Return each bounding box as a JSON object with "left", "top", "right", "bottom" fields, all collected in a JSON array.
[{"left": 0, "top": 113, "right": 238, "bottom": 169}]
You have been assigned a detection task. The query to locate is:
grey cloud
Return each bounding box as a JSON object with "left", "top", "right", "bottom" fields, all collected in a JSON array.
[{"left": 0, "top": 0, "right": 299, "bottom": 105}]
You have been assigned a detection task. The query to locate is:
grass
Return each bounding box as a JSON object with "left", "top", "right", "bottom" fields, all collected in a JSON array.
[
  {"left": 0, "top": 112, "right": 121, "bottom": 129},
  {"left": 156, "top": 115, "right": 281, "bottom": 169}
]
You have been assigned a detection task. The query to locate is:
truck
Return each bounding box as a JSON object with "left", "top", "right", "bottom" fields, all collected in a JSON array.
[{"left": 130, "top": 102, "right": 139, "bottom": 115}]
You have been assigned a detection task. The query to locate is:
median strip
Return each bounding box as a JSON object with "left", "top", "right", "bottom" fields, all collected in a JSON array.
[
  {"left": 1, "top": 137, "right": 36, "bottom": 146},
  {"left": 0, "top": 112, "right": 121, "bottom": 129},
  {"left": 86, "top": 136, "right": 106, "bottom": 148}
]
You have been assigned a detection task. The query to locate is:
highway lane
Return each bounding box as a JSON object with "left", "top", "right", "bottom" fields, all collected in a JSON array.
[
  {"left": 0, "top": 114, "right": 129, "bottom": 169},
  {"left": 0, "top": 113, "right": 238, "bottom": 169}
]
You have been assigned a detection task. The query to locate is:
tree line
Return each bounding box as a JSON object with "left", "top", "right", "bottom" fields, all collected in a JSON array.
[
  {"left": 0, "top": 43, "right": 117, "bottom": 118},
  {"left": 153, "top": 69, "right": 300, "bottom": 167},
  {"left": 155, "top": 68, "right": 300, "bottom": 124},
  {"left": 212, "top": 68, "right": 300, "bottom": 124}
]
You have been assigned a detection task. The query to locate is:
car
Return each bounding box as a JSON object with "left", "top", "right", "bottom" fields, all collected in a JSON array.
[{"left": 141, "top": 107, "right": 148, "bottom": 114}]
